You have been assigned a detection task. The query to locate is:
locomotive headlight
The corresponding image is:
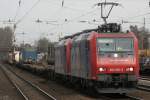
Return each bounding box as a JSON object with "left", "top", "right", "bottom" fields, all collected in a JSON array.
[
  {"left": 126, "top": 67, "right": 134, "bottom": 72},
  {"left": 129, "top": 67, "right": 134, "bottom": 71},
  {"left": 114, "top": 53, "right": 118, "bottom": 58},
  {"left": 99, "top": 67, "right": 105, "bottom": 72}
]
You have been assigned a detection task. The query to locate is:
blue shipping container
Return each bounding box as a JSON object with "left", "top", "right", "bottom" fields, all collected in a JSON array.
[{"left": 21, "top": 48, "right": 37, "bottom": 63}]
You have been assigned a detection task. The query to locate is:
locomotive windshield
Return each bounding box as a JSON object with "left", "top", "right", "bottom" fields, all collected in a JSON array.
[{"left": 97, "top": 38, "right": 133, "bottom": 52}]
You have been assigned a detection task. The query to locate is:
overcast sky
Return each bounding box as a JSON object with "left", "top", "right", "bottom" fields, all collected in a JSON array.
[{"left": 0, "top": 0, "right": 149, "bottom": 45}]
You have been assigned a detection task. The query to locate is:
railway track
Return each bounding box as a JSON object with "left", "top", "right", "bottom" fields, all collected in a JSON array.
[
  {"left": 137, "top": 76, "right": 150, "bottom": 92},
  {"left": 125, "top": 95, "right": 143, "bottom": 100},
  {"left": 140, "top": 76, "right": 150, "bottom": 81},
  {"left": 2, "top": 63, "right": 143, "bottom": 100},
  {"left": 137, "top": 84, "right": 150, "bottom": 92},
  {"left": 0, "top": 65, "right": 56, "bottom": 100},
  {"left": 137, "top": 85, "right": 150, "bottom": 92},
  {"left": 98, "top": 94, "right": 142, "bottom": 100}
]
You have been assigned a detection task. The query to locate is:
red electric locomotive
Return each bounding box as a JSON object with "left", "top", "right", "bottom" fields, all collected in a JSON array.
[{"left": 54, "top": 23, "right": 139, "bottom": 93}]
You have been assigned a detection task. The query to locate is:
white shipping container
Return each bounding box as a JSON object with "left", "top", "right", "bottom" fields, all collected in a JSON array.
[{"left": 14, "top": 51, "right": 20, "bottom": 62}]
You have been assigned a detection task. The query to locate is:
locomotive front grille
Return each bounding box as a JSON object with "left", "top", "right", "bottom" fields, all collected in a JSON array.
[{"left": 97, "top": 74, "right": 137, "bottom": 88}]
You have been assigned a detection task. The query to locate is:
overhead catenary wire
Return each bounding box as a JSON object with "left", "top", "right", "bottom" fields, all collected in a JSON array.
[
  {"left": 13, "top": 0, "right": 150, "bottom": 26},
  {"left": 62, "top": 0, "right": 64, "bottom": 7},
  {"left": 46, "top": 0, "right": 93, "bottom": 12},
  {"left": 14, "top": 0, "right": 150, "bottom": 43},
  {"left": 14, "top": 0, "right": 22, "bottom": 21},
  {"left": 16, "top": 0, "right": 41, "bottom": 25},
  {"left": 15, "top": 0, "right": 101, "bottom": 34},
  {"left": 61, "top": 8, "right": 99, "bottom": 25},
  {"left": 58, "top": 0, "right": 121, "bottom": 27},
  {"left": 49, "top": 0, "right": 120, "bottom": 31},
  {"left": 46, "top": 1, "right": 150, "bottom": 36},
  {"left": 125, "top": 12, "right": 150, "bottom": 20},
  {"left": 46, "top": 8, "right": 99, "bottom": 33},
  {"left": 19, "top": 1, "right": 150, "bottom": 29},
  {"left": 12, "top": 0, "right": 41, "bottom": 46}
]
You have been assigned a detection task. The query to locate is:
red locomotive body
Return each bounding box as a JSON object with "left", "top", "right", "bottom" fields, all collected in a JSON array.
[
  {"left": 65, "top": 38, "right": 72, "bottom": 75},
  {"left": 55, "top": 38, "right": 72, "bottom": 78},
  {"left": 88, "top": 32, "right": 139, "bottom": 93},
  {"left": 55, "top": 24, "right": 139, "bottom": 93}
]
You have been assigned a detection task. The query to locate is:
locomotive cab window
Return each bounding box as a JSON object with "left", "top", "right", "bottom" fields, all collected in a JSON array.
[
  {"left": 97, "top": 38, "right": 134, "bottom": 53},
  {"left": 116, "top": 38, "right": 133, "bottom": 52},
  {"left": 97, "top": 39, "right": 115, "bottom": 52}
]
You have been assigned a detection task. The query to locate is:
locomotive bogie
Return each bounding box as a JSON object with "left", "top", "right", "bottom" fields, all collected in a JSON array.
[{"left": 95, "top": 74, "right": 137, "bottom": 93}]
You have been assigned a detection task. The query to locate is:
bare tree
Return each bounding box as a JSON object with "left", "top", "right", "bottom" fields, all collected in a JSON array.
[
  {"left": 130, "top": 25, "right": 149, "bottom": 49},
  {"left": 0, "top": 26, "right": 13, "bottom": 51},
  {"left": 37, "top": 37, "right": 49, "bottom": 53},
  {"left": 0, "top": 26, "right": 13, "bottom": 60}
]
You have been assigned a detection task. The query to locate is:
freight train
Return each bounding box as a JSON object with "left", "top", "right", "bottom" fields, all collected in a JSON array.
[
  {"left": 47, "top": 43, "right": 55, "bottom": 65},
  {"left": 48, "top": 23, "right": 139, "bottom": 93},
  {"left": 7, "top": 48, "right": 37, "bottom": 64},
  {"left": 8, "top": 23, "right": 139, "bottom": 93}
]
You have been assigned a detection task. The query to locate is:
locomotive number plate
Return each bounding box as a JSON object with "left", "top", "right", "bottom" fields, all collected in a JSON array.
[{"left": 109, "top": 68, "right": 123, "bottom": 72}]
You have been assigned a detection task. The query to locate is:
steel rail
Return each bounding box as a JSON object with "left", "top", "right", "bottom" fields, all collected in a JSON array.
[
  {"left": 0, "top": 65, "right": 29, "bottom": 100},
  {"left": 1, "top": 65, "right": 57, "bottom": 100},
  {"left": 137, "top": 84, "right": 150, "bottom": 92},
  {"left": 125, "top": 95, "right": 143, "bottom": 100},
  {"left": 140, "top": 76, "right": 150, "bottom": 81},
  {"left": 138, "top": 76, "right": 150, "bottom": 92}
]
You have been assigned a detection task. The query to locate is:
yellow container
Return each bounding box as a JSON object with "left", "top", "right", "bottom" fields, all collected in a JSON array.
[
  {"left": 139, "top": 49, "right": 150, "bottom": 57},
  {"left": 139, "top": 50, "right": 147, "bottom": 57},
  {"left": 146, "top": 50, "right": 150, "bottom": 57}
]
